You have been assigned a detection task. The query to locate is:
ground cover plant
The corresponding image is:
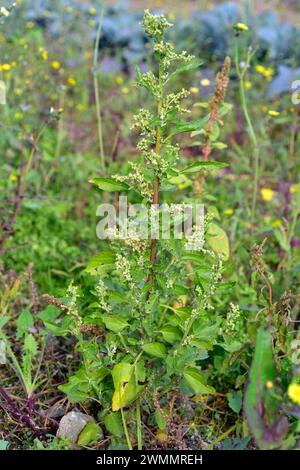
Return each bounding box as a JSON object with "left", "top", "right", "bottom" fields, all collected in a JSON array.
[{"left": 0, "top": 0, "right": 300, "bottom": 453}]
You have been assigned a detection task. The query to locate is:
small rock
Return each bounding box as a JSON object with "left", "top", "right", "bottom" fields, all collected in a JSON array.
[
  {"left": 56, "top": 411, "right": 94, "bottom": 444},
  {"left": 42, "top": 402, "right": 66, "bottom": 419}
]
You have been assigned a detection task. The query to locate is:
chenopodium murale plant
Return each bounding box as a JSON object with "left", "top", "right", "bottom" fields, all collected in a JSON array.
[{"left": 54, "top": 10, "right": 232, "bottom": 443}]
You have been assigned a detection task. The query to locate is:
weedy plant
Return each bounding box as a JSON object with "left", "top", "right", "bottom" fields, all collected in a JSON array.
[
  {"left": 0, "top": 277, "right": 47, "bottom": 413},
  {"left": 43, "top": 10, "right": 232, "bottom": 449}
]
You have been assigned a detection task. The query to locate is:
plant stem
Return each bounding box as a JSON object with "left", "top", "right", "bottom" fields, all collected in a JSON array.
[
  {"left": 289, "top": 107, "right": 298, "bottom": 170},
  {"left": 197, "top": 103, "right": 217, "bottom": 197},
  {"left": 0, "top": 332, "right": 29, "bottom": 396},
  {"left": 54, "top": 92, "right": 65, "bottom": 161},
  {"left": 0, "top": 386, "right": 43, "bottom": 437},
  {"left": 21, "top": 124, "right": 47, "bottom": 194},
  {"left": 147, "top": 64, "right": 163, "bottom": 286},
  {"left": 206, "top": 423, "right": 237, "bottom": 449},
  {"left": 136, "top": 398, "right": 142, "bottom": 450},
  {"left": 234, "top": 40, "right": 259, "bottom": 227},
  {"left": 121, "top": 407, "right": 133, "bottom": 450},
  {"left": 93, "top": 5, "right": 105, "bottom": 171}
]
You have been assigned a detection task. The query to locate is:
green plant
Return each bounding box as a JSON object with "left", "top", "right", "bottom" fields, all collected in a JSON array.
[
  {"left": 50, "top": 10, "right": 233, "bottom": 450},
  {"left": 245, "top": 328, "right": 300, "bottom": 450},
  {"left": 233, "top": 24, "right": 260, "bottom": 227},
  {"left": 0, "top": 302, "right": 48, "bottom": 412}
]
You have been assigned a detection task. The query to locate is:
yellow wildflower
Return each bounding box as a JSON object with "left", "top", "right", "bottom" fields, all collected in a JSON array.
[
  {"left": 115, "top": 75, "right": 124, "bottom": 85},
  {"left": 261, "top": 188, "right": 274, "bottom": 202},
  {"left": 26, "top": 21, "right": 35, "bottom": 29},
  {"left": 200, "top": 78, "right": 210, "bottom": 87},
  {"left": 190, "top": 86, "right": 199, "bottom": 94},
  {"left": 288, "top": 383, "right": 300, "bottom": 405},
  {"left": 224, "top": 209, "right": 234, "bottom": 216},
  {"left": 290, "top": 185, "right": 299, "bottom": 194},
  {"left": 261, "top": 105, "right": 268, "bottom": 113},
  {"left": 41, "top": 49, "right": 48, "bottom": 61},
  {"left": 121, "top": 87, "right": 129, "bottom": 94},
  {"left": 178, "top": 183, "right": 185, "bottom": 191},
  {"left": 89, "top": 7, "right": 97, "bottom": 15},
  {"left": 51, "top": 61, "right": 61, "bottom": 70},
  {"left": 67, "top": 77, "right": 77, "bottom": 86},
  {"left": 11, "top": 61, "right": 17, "bottom": 67},
  {"left": 272, "top": 219, "right": 282, "bottom": 228},
  {"left": 266, "top": 381, "right": 273, "bottom": 389},
  {"left": 234, "top": 22, "right": 249, "bottom": 32},
  {"left": 265, "top": 67, "right": 274, "bottom": 76},
  {"left": 256, "top": 65, "right": 265, "bottom": 74},
  {"left": 2, "top": 63, "right": 11, "bottom": 71},
  {"left": 168, "top": 13, "right": 175, "bottom": 21},
  {"left": 268, "top": 110, "right": 280, "bottom": 117},
  {"left": 244, "top": 81, "right": 252, "bottom": 89},
  {"left": 9, "top": 174, "right": 17, "bottom": 182}
]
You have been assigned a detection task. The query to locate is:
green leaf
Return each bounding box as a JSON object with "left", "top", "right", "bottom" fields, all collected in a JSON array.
[
  {"left": 192, "top": 321, "right": 219, "bottom": 341},
  {"left": 167, "top": 115, "right": 209, "bottom": 140},
  {"left": 227, "top": 391, "right": 242, "bottom": 414},
  {"left": 59, "top": 366, "right": 109, "bottom": 404},
  {"left": 111, "top": 362, "right": 144, "bottom": 411},
  {"left": 89, "top": 177, "right": 129, "bottom": 192},
  {"left": 183, "top": 367, "right": 215, "bottom": 395},
  {"left": 273, "top": 228, "right": 290, "bottom": 253},
  {"left": 218, "top": 102, "right": 233, "bottom": 117},
  {"left": 86, "top": 251, "right": 116, "bottom": 275},
  {"left": 102, "top": 315, "right": 128, "bottom": 333},
  {"left": 43, "top": 316, "right": 72, "bottom": 336},
  {"left": 142, "top": 342, "right": 167, "bottom": 358},
  {"left": 0, "top": 316, "right": 8, "bottom": 331},
  {"left": 134, "top": 64, "right": 142, "bottom": 81},
  {"left": 160, "top": 326, "right": 182, "bottom": 344},
  {"left": 16, "top": 309, "right": 33, "bottom": 340},
  {"left": 207, "top": 223, "right": 230, "bottom": 260},
  {"left": 154, "top": 409, "right": 168, "bottom": 429},
  {"left": 212, "top": 142, "right": 228, "bottom": 150},
  {"left": 0, "top": 439, "right": 9, "bottom": 450},
  {"left": 104, "top": 412, "right": 123, "bottom": 438},
  {"left": 38, "top": 305, "right": 60, "bottom": 322},
  {"left": 168, "top": 61, "right": 203, "bottom": 80},
  {"left": 112, "top": 362, "right": 133, "bottom": 389},
  {"left": 182, "top": 161, "right": 228, "bottom": 174},
  {"left": 24, "top": 334, "right": 37, "bottom": 356},
  {"left": 244, "top": 328, "right": 289, "bottom": 449},
  {"left": 77, "top": 421, "right": 101, "bottom": 446}
]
